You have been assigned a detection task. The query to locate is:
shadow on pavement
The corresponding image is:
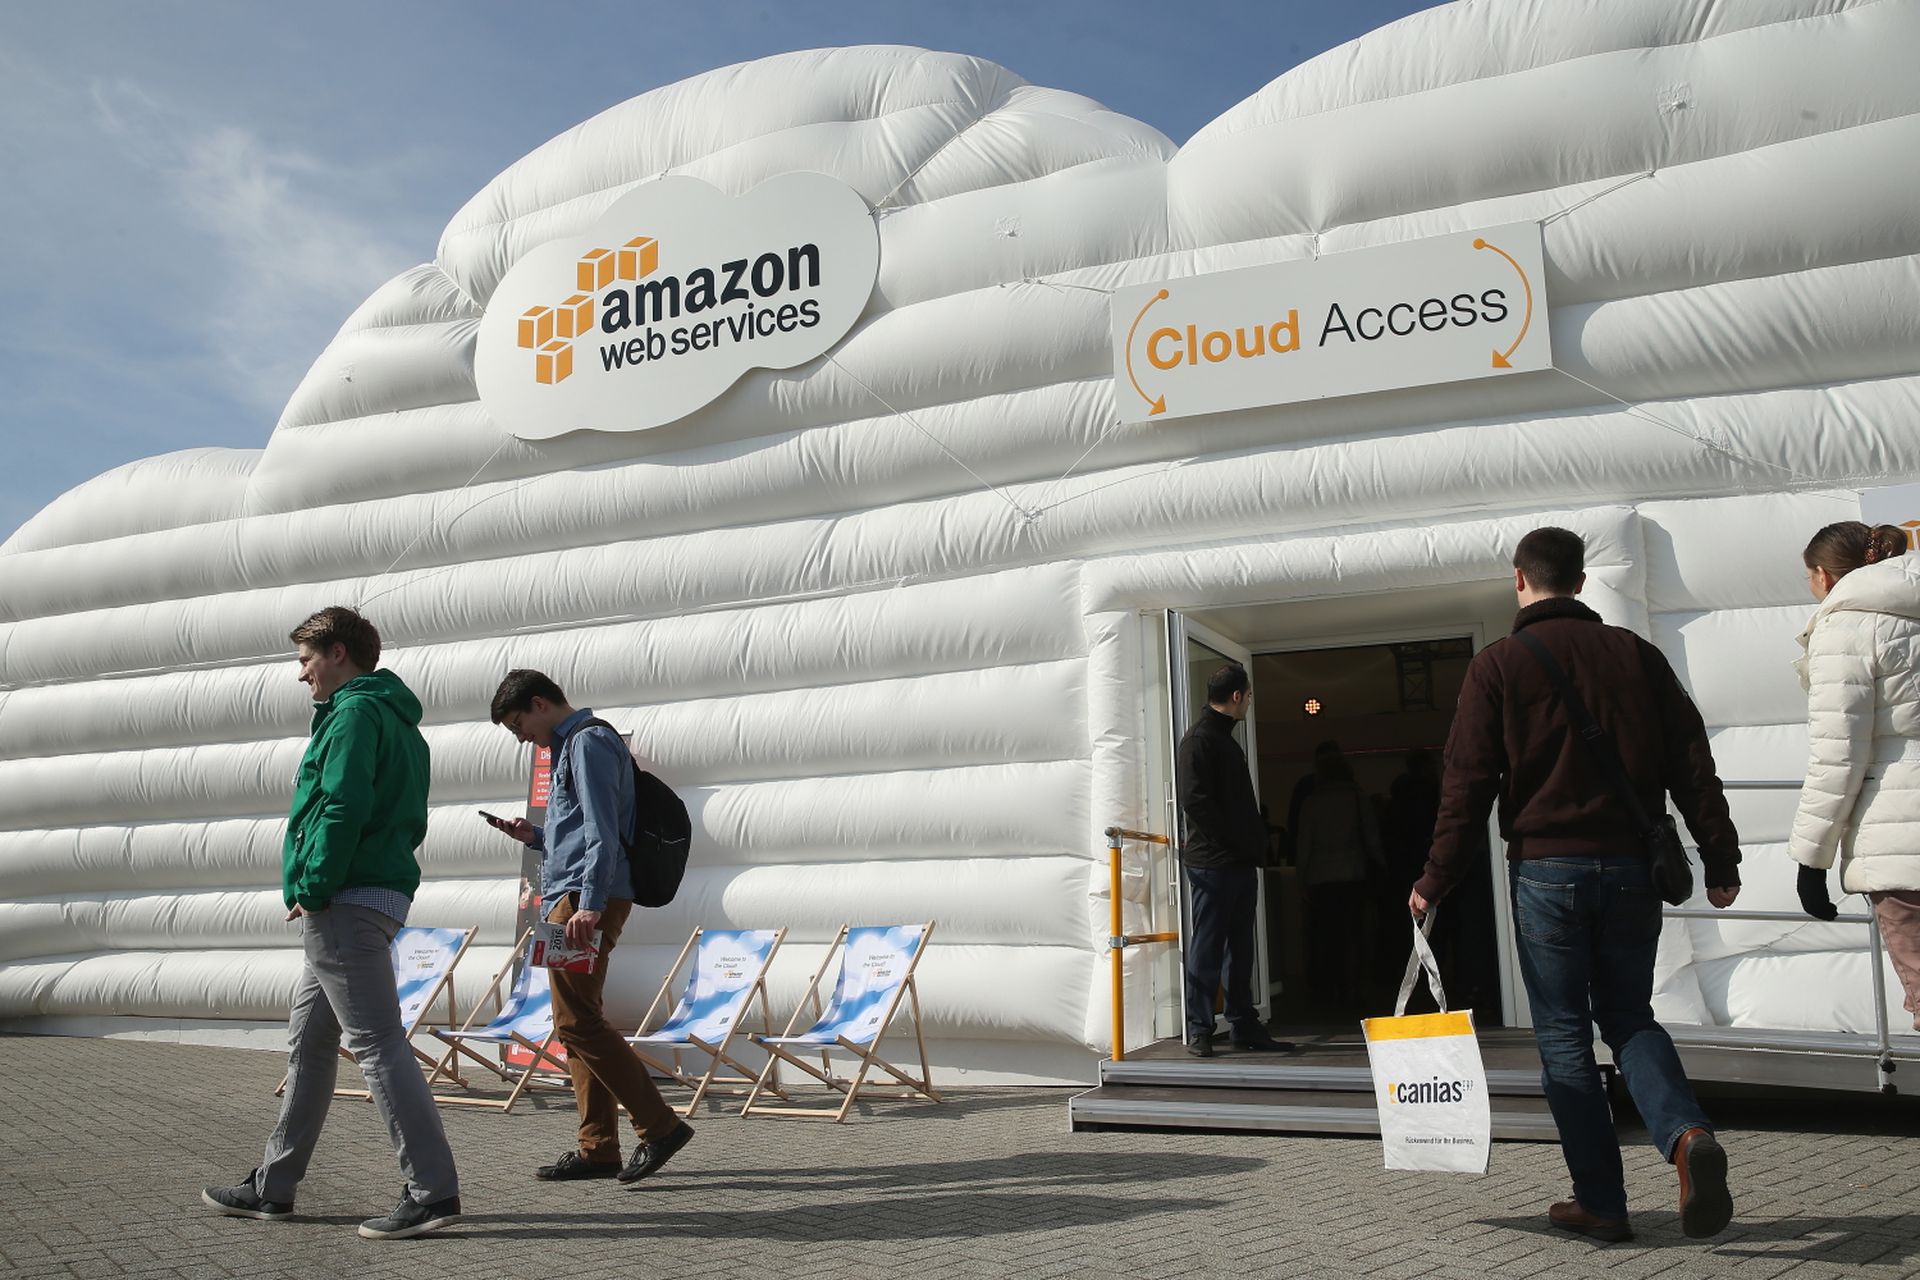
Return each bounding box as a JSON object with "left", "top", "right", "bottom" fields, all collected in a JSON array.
[
  {"left": 1478, "top": 1211, "right": 1920, "bottom": 1263},
  {"left": 1705, "top": 1095, "right": 1920, "bottom": 1139},
  {"left": 450, "top": 1188, "right": 1218, "bottom": 1242},
  {"left": 655, "top": 1148, "right": 1266, "bottom": 1194},
  {"left": 444, "top": 1148, "right": 1259, "bottom": 1242}
]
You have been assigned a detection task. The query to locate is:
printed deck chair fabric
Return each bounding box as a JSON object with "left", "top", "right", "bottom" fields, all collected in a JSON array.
[
  {"left": 742, "top": 922, "right": 941, "bottom": 1122},
  {"left": 425, "top": 930, "right": 571, "bottom": 1112},
  {"left": 275, "top": 924, "right": 476, "bottom": 1101},
  {"left": 627, "top": 927, "right": 787, "bottom": 1115}
]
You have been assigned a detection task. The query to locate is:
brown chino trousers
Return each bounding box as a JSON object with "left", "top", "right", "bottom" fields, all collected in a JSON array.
[{"left": 545, "top": 895, "right": 678, "bottom": 1160}]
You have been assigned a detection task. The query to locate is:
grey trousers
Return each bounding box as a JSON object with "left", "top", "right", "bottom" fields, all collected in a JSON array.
[{"left": 256, "top": 904, "right": 459, "bottom": 1205}]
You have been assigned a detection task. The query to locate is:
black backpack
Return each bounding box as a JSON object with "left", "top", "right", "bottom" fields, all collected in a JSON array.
[{"left": 564, "top": 717, "right": 691, "bottom": 908}]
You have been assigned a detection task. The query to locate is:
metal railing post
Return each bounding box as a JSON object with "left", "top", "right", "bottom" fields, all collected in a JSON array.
[
  {"left": 1108, "top": 831, "right": 1126, "bottom": 1062},
  {"left": 1870, "top": 912, "right": 1896, "bottom": 1093},
  {"left": 1104, "top": 825, "right": 1179, "bottom": 1063}
]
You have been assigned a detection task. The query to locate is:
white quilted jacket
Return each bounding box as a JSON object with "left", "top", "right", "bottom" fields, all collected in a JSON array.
[{"left": 1789, "top": 552, "right": 1920, "bottom": 891}]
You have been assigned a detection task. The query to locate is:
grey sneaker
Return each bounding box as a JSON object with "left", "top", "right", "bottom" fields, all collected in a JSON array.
[
  {"left": 201, "top": 1171, "right": 293, "bottom": 1221},
  {"left": 358, "top": 1190, "right": 461, "bottom": 1240}
]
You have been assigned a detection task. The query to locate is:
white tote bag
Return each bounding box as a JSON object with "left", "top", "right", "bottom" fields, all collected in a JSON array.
[{"left": 1361, "top": 912, "right": 1491, "bottom": 1173}]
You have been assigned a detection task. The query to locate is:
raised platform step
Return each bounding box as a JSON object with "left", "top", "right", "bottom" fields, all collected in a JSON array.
[
  {"left": 1068, "top": 1083, "right": 1562, "bottom": 1140},
  {"left": 1667, "top": 1025, "right": 1920, "bottom": 1095},
  {"left": 1072, "top": 1026, "right": 1920, "bottom": 1139},
  {"left": 1099, "top": 1054, "right": 1545, "bottom": 1096}
]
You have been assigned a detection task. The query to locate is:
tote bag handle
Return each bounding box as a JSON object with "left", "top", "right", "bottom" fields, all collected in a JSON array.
[{"left": 1394, "top": 909, "right": 1447, "bottom": 1017}]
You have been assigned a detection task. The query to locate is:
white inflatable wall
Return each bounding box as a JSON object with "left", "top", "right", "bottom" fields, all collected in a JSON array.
[{"left": 3, "top": 2, "right": 1918, "bottom": 1080}]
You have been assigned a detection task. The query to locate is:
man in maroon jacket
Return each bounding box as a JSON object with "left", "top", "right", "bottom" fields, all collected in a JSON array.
[{"left": 1409, "top": 527, "right": 1741, "bottom": 1243}]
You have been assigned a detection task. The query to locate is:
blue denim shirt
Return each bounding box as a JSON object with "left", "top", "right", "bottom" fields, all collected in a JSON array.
[{"left": 531, "top": 708, "right": 635, "bottom": 912}]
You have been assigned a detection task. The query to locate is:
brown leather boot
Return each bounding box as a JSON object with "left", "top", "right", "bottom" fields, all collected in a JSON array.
[
  {"left": 1674, "top": 1126, "right": 1733, "bottom": 1238},
  {"left": 1548, "top": 1199, "right": 1633, "bottom": 1243}
]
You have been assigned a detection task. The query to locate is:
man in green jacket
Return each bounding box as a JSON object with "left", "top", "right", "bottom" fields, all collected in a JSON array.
[{"left": 202, "top": 606, "right": 462, "bottom": 1240}]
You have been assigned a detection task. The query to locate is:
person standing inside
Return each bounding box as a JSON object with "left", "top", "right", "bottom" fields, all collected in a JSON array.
[
  {"left": 202, "top": 606, "right": 462, "bottom": 1240},
  {"left": 488, "top": 669, "right": 694, "bottom": 1184},
  {"left": 1788, "top": 523, "right": 1920, "bottom": 1022},
  {"left": 1386, "top": 749, "right": 1442, "bottom": 894},
  {"left": 1294, "top": 742, "right": 1381, "bottom": 1012},
  {"left": 1177, "top": 662, "right": 1289, "bottom": 1058},
  {"left": 1409, "top": 528, "right": 1741, "bottom": 1243}
]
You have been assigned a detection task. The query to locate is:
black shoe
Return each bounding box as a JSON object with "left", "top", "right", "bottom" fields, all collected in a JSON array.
[
  {"left": 618, "top": 1121, "right": 695, "bottom": 1184},
  {"left": 201, "top": 1171, "right": 293, "bottom": 1221},
  {"left": 1230, "top": 1032, "right": 1296, "bottom": 1053},
  {"left": 1185, "top": 1036, "right": 1215, "bottom": 1059},
  {"left": 358, "top": 1189, "right": 462, "bottom": 1240},
  {"left": 535, "top": 1150, "right": 622, "bottom": 1182}
]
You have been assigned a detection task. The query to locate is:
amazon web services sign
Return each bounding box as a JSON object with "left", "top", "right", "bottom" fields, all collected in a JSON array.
[
  {"left": 1110, "top": 223, "right": 1549, "bottom": 424},
  {"left": 477, "top": 173, "right": 878, "bottom": 441}
]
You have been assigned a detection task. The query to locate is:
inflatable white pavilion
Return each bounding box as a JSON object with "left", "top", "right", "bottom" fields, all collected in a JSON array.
[{"left": 4, "top": 0, "right": 1918, "bottom": 1084}]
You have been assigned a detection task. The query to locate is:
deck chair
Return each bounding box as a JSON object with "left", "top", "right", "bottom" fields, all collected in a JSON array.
[
  {"left": 275, "top": 924, "right": 476, "bottom": 1100},
  {"left": 741, "top": 921, "right": 940, "bottom": 1122},
  {"left": 627, "top": 927, "right": 788, "bottom": 1115},
  {"left": 424, "top": 929, "right": 572, "bottom": 1112}
]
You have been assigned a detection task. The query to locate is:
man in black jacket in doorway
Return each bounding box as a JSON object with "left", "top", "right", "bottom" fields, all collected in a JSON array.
[{"left": 1177, "top": 662, "right": 1290, "bottom": 1058}]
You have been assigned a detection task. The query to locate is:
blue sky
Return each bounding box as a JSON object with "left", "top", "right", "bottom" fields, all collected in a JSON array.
[{"left": 0, "top": 1, "right": 1439, "bottom": 544}]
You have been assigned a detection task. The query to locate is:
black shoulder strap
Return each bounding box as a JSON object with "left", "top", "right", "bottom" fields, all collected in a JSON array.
[{"left": 1513, "top": 629, "right": 1656, "bottom": 833}]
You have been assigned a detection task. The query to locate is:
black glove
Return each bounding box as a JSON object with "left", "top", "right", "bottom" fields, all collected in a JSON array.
[{"left": 1796, "top": 865, "right": 1839, "bottom": 922}]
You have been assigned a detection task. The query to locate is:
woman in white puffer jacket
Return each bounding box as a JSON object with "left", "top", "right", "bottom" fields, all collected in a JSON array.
[{"left": 1789, "top": 520, "right": 1920, "bottom": 1027}]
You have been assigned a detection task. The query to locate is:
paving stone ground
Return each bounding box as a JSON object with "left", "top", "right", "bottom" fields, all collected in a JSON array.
[{"left": 5, "top": 1034, "right": 1920, "bottom": 1278}]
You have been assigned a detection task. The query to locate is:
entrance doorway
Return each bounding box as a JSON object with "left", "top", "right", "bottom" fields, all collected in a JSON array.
[{"left": 1158, "top": 578, "right": 1524, "bottom": 1041}]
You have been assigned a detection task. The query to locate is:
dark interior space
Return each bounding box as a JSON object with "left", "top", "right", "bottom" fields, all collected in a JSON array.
[{"left": 1251, "top": 639, "right": 1503, "bottom": 1030}]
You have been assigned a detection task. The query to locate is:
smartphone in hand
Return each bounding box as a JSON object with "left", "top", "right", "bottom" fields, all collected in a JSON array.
[{"left": 478, "top": 810, "right": 510, "bottom": 830}]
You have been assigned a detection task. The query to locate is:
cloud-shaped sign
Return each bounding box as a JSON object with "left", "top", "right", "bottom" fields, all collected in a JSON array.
[{"left": 475, "top": 173, "right": 878, "bottom": 441}]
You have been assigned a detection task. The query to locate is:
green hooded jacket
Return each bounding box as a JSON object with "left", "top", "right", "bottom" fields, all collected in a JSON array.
[{"left": 283, "top": 668, "right": 431, "bottom": 910}]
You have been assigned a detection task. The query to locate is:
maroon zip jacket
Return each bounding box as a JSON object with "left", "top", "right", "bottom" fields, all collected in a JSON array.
[{"left": 1414, "top": 596, "right": 1741, "bottom": 903}]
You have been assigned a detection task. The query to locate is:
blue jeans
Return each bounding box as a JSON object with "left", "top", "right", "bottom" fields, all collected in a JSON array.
[
  {"left": 1184, "top": 866, "right": 1261, "bottom": 1041},
  {"left": 1512, "top": 857, "right": 1710, "bottom": 1219}
]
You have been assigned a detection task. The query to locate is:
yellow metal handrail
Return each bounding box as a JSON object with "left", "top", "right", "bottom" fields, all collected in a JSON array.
[{"left": 1105, "top": 825, "right": 1179, "bottom": 1062}]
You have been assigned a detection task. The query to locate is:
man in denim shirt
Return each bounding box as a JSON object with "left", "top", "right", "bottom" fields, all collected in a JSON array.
[{"left": 490, "top": 669, "right": 694, "bottom": 1184}]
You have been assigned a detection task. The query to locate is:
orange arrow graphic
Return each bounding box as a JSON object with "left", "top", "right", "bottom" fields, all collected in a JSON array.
[
  {"left": 1124, "top": 288, "right": 1170, "bottom": 416},
  {"left": 1473, "top": 238, "right": 1532, "bottom": 369}
]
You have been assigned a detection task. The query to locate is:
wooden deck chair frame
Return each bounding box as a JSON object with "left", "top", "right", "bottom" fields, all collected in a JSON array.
[
  {"left": 627, "top": 926, "right": 790, "bottom": 1116},
  {"left": 275, "top": 924, "right": 478, "bottom": 1101},
  {"left": 741, "top": 921, "right": 941, "bottom": 1122},
  {"left": 423, "top": 929, "right": 573, "bottom": 1112}
]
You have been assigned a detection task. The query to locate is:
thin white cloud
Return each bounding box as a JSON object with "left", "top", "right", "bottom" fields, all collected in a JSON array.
[{"left": 88, "top": 78, "right": 420, "bottom": 416}]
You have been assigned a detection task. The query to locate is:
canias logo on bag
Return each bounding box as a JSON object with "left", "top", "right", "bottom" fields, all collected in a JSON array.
[
  {"left": 1383, "top": 1076, "right": 1477, "bottom": 1105},
  {"left": 477, "top": 173, "right": 880, "bottom": 440}
]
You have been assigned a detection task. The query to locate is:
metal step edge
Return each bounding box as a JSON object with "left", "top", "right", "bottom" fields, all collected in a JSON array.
[
  {"left": 1667, "top": 1024, "right": 1920, "bottom": 1057},
  {"left": 1099, "top": 1060, "right": 1545, "bottom": 1096},
  {"left": 1067, "top": 1093, "right": 1561, "bottom": 1141}
]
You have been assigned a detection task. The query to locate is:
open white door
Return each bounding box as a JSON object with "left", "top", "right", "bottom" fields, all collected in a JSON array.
[{"left": 1165, "top": 611, "right": 1275, "bottom": 1035}]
